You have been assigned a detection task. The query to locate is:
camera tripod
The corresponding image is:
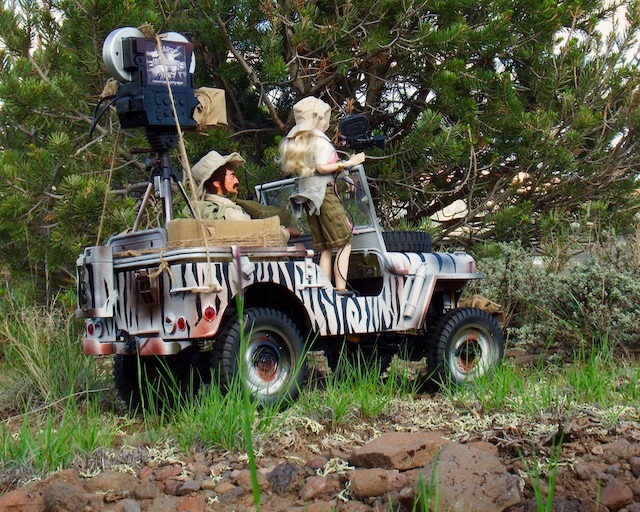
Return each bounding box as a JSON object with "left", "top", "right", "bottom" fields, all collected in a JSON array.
[{"left": 132, "top": 129, "right": 196, "bottom": 231}]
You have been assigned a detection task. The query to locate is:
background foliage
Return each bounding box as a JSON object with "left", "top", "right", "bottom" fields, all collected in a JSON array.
[{"left": 1, "top": 0, "right": 640, "bottom": 300}]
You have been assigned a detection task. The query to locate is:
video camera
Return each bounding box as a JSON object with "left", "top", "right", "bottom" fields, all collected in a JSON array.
[
  {"left": 338, "top": 114, "right": 385, "bottom": 150},
  {"left": 102, "top": 27, "right": 199, "bottom": 148},
  {"left": 99, "top": 27, "right": 228, "bottom": 222}
]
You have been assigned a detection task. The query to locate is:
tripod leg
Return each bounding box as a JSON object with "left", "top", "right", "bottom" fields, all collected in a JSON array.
[
  {"left": 175, "top": 179, "right": 197, "bottom": 218},
  {"left": 133, "top": 182, "right": 154, "bottom": 232}
]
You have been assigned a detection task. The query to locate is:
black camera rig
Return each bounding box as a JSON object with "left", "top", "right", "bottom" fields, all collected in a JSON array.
[
  {"left": 98, "top": 27, "right": 202, "bottom": 224},
  {"left": 338, "top": 114, "right": 385, "bottom": 150},
  {"left": 102, "top": 27, "right": 199, "bottom": 150}
]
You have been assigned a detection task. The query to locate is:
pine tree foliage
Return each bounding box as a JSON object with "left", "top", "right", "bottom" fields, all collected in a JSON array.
[{"left": 1, "top": 0, "right": 639, "bottom": 298}]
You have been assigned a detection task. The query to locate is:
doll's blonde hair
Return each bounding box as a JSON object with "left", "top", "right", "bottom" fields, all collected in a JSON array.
[{"left": 279, "top": 132, "right": 317, "bottom": 177}]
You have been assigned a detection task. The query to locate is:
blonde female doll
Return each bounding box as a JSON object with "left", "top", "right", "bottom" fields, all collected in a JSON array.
[{"left": 279, "top": 97, "right": 365, "bottom": 296}]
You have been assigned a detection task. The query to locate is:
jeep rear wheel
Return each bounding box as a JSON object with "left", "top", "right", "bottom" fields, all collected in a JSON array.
[
  {"left": 212, "top": 307, "right": 307, "bottom": 404},
  {"left": 114, "top": 354, "right": 158, "bottom": 410},
  {"left": 114, "top": 348, "right": 210, "bottom": 411},
  {"left": 427, "top": 307, "right": 504, "bottom": 386}
]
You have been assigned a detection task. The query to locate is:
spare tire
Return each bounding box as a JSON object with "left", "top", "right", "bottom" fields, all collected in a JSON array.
[{"left": 382, "top": 231, "right": 432, "bottom": 253}]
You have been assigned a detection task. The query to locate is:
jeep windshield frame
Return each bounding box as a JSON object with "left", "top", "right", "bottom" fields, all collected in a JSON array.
[{"left": 254, "top": 165, "right": 388, "bottom": 256}]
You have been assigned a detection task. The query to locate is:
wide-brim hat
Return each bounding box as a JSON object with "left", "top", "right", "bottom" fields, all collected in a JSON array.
[
  {"left": 191, "top": 150, "right": 245, "bottom": 197},
  {"left": 286, "top": 97, "right": 331, "bottom": 138}
]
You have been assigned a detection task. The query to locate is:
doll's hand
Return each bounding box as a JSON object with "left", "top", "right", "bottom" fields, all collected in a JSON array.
[{"left": 346, "top": 152, "right": 366, "bottom": 167}]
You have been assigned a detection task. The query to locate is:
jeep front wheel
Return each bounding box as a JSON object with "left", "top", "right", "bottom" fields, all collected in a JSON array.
[
  {"left": 427, "top": 308, "right": 504, "bottom": 386},
  {"left": 212, "top": 307, "right": 307, "bottom": 404}
]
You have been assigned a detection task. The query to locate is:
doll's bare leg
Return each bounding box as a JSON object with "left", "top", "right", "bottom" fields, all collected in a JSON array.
[
  {"left": 334, "top": 243, "right": 351, "bottom": 290},
  {"left": 319, "top": 248, "right": 333, "bottom": 281}
]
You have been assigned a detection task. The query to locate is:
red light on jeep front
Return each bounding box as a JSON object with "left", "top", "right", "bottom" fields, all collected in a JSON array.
[
  {"left": 177, "top": 317, "right": 187, "bottom": 331},
  {"left": 87, "top": 323, "right": 95, "bottom": 336},
  {"left": 204, "top": 306, "right": 216, "bottom": 322}
]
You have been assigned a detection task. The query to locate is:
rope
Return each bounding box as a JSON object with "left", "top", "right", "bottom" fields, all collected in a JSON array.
[
  {"left": 152, "top": 32, "right": 217, "bottom": 291},
  {"left": 96, "top": 128, "right": 120, "bottom": 245},
  {"left": 147, "top": 254, "right": 173, "bottom": 283}
]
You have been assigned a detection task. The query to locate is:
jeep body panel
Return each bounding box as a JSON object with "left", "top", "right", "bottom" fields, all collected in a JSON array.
[{"left": 77, "top": 233, "right": 480, "bottom": 356}]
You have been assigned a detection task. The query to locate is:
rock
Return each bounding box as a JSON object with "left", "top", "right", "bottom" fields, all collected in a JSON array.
[
  {"left": 306, "top": 457, "right": 329, "bottom": 470},
  {"left": 289, "top": 500, "right": 338, "bottom": 512},
  {"left": 419, "top": 442, "right": 521, "bottom": 512},
  {"left": 0, "top": 489, "right": 45, "bottom": 511},
  {"left": 521, "top": 498, "right": 586, "bottom": 511},
  {"left": 83, "top": 470, "right": 138, "bottom": 493},
  {"left": 148, "top": 495, "right": 179, "bottom": 512},
  {"left": 6, "top": 431, "right": 640, "bottom": 512},
  {"left": 187, "top": 461, "right": 210, "bottom": 476},
  {"left": 134, "top": 480, "right": 158, "bottom": 500},
  {"left": 41, "top": 482, "right": 88, "bottom": 512},
  {"left": 580, "top": 497, "right": 610, "bottom": 512},
  {"left": 138, "top": 466, "right": 154, "bottom": 480},
  {"left": 468, "top": 441, "right": 500, "bottom": 457},
  {"left": 234, "top": 468, "right": 271, "bottom": 491},
  {"left": 575, "top": 461, "right": 595, "bottom": 481},
  {"left": 340, "top": 500, "right": 374, "bottom": 511},
  {"left": 177, "top": 478, "right": 202, "bottom": 495},
  {"left": 601, "top": 440, "right": 640, "bottom": 465},
  {"left": 154, "top": 466, "right": 184, "bottom": 480},
  {"left": 164, "top": 479, "right": 183, "bottom": 496},
  {"left": 25, "top": 469, "right": 84, "bottom": 494},
  {"left": 105, "top": 488, "right": 131, "bottom": 501},
  {"left": 214, "top": 481, "right": 236, "bottom": 494},
  {"left": 606, "top": 463, "right": 623, "bottom": 477},
  {"left": 630, "top": 477, "right": 640, "bottom": 500},
  {"left": 563, "top": 442, "right": 587, "bottom": 456},
  {"left": 200, "top": 479, "right": 217, "bottom": 490},
  {"left": 349, "top": 469, "right": 390, "bottom": 498},
  {"left": 176, "top": 494, "right": 205, "bottom": 512},
  {"left": 120, "top": 498, "right": 142, "bottom": 512},
  {"left": 349, "top": 431, "right": 449, "bottom": 470},
  {"left": 267, "top": 462, "right": 304, "bottom": 495},
  {"left": 599, "top": 478, "right": 634, "bottom": 512},
  {"left": 217, "top": 485, "right": 247, "bottom": 504},
  {"left": 300, "top": 475, "right": 340, "bottom": 501}
]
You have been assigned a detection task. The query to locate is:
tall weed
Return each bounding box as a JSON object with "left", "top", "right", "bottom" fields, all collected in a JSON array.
[
  {"left": 1, "top": 399, "right": 117, "bottom": 477},
  {"left": 171, "top": 379, "right": 281, "bottom": 453},
  {"left": 0, "top": 294, "right": 100, "bottom": 411},
  {"left": 300, "top": 347, "right": 415, "bottom": 428}
]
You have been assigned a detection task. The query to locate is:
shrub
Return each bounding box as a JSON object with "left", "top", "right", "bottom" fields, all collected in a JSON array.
[{"left": 468, "top": 240, "right": 640, "bottom": 356}]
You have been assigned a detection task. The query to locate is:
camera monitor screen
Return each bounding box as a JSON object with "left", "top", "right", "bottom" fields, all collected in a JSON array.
[{"left": 143, "top": 39, "right": 190, "bottom": 87}]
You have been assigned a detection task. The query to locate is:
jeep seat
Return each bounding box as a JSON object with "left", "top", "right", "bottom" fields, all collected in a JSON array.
[{"left": 167, "top": 216, "right": 288, "bottom": 247}]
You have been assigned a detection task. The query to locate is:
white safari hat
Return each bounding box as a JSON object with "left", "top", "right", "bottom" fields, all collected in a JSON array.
[
  {"left": 191, "top": 150, "right": 245, "bottom": 197},
  {"left": 286, "top": 97, "right": 331, "bottom": 138}
]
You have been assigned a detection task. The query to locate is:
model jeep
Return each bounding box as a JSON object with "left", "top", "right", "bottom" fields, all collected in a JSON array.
[
  {"left": 76, "top": 142, "right": 504, "bottom": 408},
  {"left": 77, "top": 28, "right": 504, "bottom": 408}
]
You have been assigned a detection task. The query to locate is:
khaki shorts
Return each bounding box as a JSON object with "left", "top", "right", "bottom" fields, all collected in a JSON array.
[{"left": 307, "top": 186, "right": 352, "bottom": 251}]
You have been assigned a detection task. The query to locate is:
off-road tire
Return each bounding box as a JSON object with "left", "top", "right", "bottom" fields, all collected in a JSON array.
[
  {"left": 212, "top": 307, "right": 307, "bottom": 404},
  {"left": 113, "top": 348, "right": 210, "bottom": 411},
  {"left": 382, "top": 231, "right": 432, "bottom": 252},
  {"left": 426, "top": 307, "right": 504, "bottom": 386},
  {"left": 114, "top": 354, "right": 164, "bottom": 411}
]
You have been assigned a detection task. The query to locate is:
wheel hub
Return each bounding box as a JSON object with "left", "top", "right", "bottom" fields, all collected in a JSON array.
[
  {"left": 253, "top": 344, "right": 279, "bottom": 382},
  {"left": 455, "top": 333, "right": 481, "bottom": 371}
]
